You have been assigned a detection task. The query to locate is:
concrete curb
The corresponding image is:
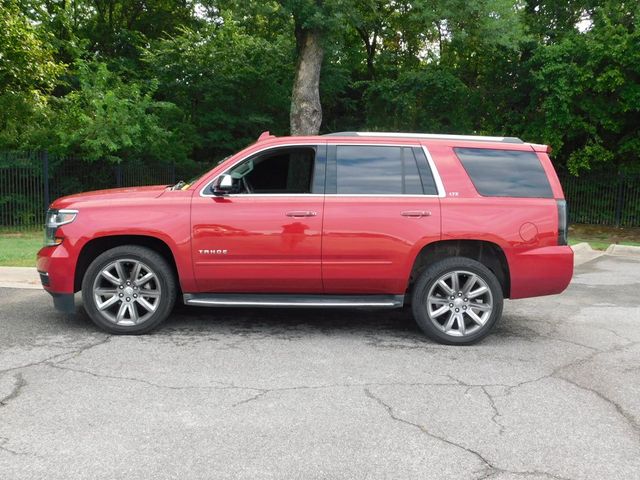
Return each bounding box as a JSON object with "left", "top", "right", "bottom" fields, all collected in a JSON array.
[
  {"left": 605, "top": 244, "right": 640, "bottom": 258},
  {"left": 571, "top": 242, "right": 604, "bottom": 266},
  {"left": 0, "top": 267, "right": 42, "bottom": 290}
]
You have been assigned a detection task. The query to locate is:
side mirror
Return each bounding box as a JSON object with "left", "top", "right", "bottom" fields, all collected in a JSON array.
[{"left": 212, "top": 174, "right": 234, "bottom": 196}]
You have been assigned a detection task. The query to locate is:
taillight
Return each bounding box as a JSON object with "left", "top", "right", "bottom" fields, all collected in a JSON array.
[{"left": 557, "top": 200, "right": 568, "bottom": 245}]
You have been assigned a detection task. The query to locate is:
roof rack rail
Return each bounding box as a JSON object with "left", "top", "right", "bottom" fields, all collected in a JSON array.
[{"left": 323, "top": 131, "right": 524, "bottom": 144}]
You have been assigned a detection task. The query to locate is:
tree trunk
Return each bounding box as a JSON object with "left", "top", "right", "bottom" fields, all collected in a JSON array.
[{"left": 290, "top": 28, "right": 324, "bottom": 136}]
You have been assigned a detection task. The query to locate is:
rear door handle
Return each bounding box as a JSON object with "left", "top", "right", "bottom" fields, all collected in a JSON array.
[
  {"left": 286, "top": 211, "right": 317, "bottom": 218},
  {"left": 401, "top": 210, "right": 431, "bottom": 218}
]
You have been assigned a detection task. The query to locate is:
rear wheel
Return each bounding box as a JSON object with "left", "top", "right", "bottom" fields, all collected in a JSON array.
[
  {"left": 81, "top": 245, "right": 176, "bottom": 334},
  {"left": 411, "top": 257, "right": 503, "bottom": 345}
]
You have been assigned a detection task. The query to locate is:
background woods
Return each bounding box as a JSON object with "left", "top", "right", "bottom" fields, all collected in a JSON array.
[{"left": 0, "top": 0, "right": 638, "bottom": 174}]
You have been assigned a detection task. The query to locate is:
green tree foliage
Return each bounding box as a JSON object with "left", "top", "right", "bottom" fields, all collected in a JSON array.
[
  {"left": 0, "top": 1, "right": 65, "bottom": 92},
  {"left": 144, "top": 21, "right": 294, "bottom": 160},
  {"left": 43, "top": 60, "right": 192, "bottom": 164},
  {"left": 521, "top": 2, "right": 640, "bottom": 173},
  {"left": 0, "top": 0, "right": 66, "bottom": 148}
]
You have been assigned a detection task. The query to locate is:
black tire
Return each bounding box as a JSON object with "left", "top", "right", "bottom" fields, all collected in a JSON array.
[
  {"left": 81, "top": 245, "right": 176, "bottom": 334},
  {"left": 411, "top": 257, "right": 503, "bottom": 345}
]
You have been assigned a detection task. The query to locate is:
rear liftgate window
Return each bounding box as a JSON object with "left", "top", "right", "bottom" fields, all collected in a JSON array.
[{"left": 454, "top": 148, "right": 553, "bottom": 198}]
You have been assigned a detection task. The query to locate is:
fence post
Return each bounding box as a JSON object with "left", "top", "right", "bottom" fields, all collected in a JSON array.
[
  {"left": 43, "top": 150, "right": 50, "bottom": 212},
  {"left": 115, "top": 165, "right": 123, "bottom": 187},
  {"left": 170, "top": 163, "right": 176, "bottom": 184},
  {"left": 614, "top": 171, "right": 624, "bottom": 228}
]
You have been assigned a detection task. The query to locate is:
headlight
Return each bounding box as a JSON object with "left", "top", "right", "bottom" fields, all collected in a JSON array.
[{"left": 44, "top": 209, "right": 78, "bottom": 246}]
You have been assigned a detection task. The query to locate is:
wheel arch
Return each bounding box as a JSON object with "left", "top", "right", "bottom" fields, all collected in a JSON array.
[
  {"left": 74, "top": 235, "right": 180, "bottom": 293},
  {"left": 407, "top": 239, "right": 511, "bottom": 298}
]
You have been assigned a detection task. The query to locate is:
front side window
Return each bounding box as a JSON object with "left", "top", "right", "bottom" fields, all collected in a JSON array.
[
  {"left": 454, "top": 148, "right": 553, "bottom": 198},
  {"left": 227, "top": 147, "right": 315, "bottom": 194},
  {"left": 336, "top": 146, "right": 423, "bottom": 195}
]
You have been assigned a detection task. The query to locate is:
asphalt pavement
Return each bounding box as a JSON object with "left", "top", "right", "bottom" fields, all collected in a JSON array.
[{"left": 0, "top": 254, "right": 639, "bottom": 479}]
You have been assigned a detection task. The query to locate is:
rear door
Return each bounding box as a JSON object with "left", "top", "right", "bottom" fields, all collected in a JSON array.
[{"left": 322, "top": 144, "right": 442, "bottom": 294}]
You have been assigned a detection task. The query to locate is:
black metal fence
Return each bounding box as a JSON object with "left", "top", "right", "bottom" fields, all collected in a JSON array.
[
  {"left": 0, "top": 151, "right": 200, "bottom": 230},
  {"left": 1, "top": 151, "right": 639, "bottom": 230},
  {"left": 559, "top": 171, "right": 640, "bottom": 228}
]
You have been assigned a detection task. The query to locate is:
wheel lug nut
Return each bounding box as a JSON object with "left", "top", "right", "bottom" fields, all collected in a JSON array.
[
  {"left": 455, "top": 308, "right": 460, "bottom": 312},
  {"left": 462, "top": 306, "right": 467, "bottom": 310},
  {"left": 450, "top": 296, "right": 454, "bottom": 300},
  {"left": 119, "top": 285, "right": 124, "bottom": 289},
  {"left": 458, "top": 292, "right": 462, "bottom": 296},
  {"left": 464, "top": 298, "right": 468, "bottom": 302},
  {"left": 126, "top": 297, "right": 130, "bottom": 302},
  {"left": 119, "top": 293, "right": 123, "bottom": 297},
  {"left": 449, "top": 303, "right": 454, "bottom": 307},
  {"left": 133, "top": 294, "right": 137, "bottom": 298}
]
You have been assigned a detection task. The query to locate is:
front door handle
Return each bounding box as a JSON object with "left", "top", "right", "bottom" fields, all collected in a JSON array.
[
  {"left": 401, "top": 210, "right": 431, "bottom": 218},
  {"left": 286, "top": 211, "right": 317, "bottom": 218}
]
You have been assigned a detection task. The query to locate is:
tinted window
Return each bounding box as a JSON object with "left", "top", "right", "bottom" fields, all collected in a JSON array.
[
  {"left": 336, "top": 146, "right": 423, "bottom": 194},
  {"left": 229, "top": 148, "right": 315, "bottom": 194},
  {"left": 413, "top": 148, "right": 438, "bottom": 195},
  {"left": 454, "top": 148, "right": 553, "bottom": 198}
]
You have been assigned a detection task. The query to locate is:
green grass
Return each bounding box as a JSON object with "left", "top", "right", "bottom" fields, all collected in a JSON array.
[
  {"left": 569, "top": 224, "right": 640, "bottom": 251},
  {"left": 568, "top": 239, "right": 612, "bottom": 250},
  {"left": 0, "top": 231, "right": 43, "bottom": 267}
]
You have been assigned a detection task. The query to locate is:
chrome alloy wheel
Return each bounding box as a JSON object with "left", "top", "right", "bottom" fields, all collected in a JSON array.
[
  {"left": 426, "top": 270, "right": 494, "bottom": 337},
  {"left": 92, "top": 259, "right": 161, "bottom": 326}
]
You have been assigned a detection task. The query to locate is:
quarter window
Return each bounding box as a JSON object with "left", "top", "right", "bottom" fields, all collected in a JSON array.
[
  {"left": 454, "top": 148, "right": 553, "bottom": 198},
  {"left": 336, "top": 146, "right": 424, "bottom": 195}
]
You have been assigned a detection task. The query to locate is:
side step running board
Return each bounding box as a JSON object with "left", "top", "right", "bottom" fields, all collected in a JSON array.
[{"left": 183, "top": 293, "right": 404, "bottom": 309}]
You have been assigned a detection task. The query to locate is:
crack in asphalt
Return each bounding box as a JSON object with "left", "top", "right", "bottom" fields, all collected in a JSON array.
[
  {"left": 479, "top": 386, "right": 506, "bottom": 435},
  {"left": 0, "top": 373, "right": 26, "bottom": 408},
  {"left": 231, "top": 390, "right": 270, "bottom": 407},
  {"left": 364, "top": 387, "right": 575, "bottom": 480},
  {"left": 39, "top": 363, "right": 469, "bottom": 401},
  {"left": 555, "top": 374, "right": 639, "bottom": 439},
  {"left": 0, "top": 336, "right": 111, "bottom": 376},
  {"left": 0, "top": 436, "right": 30, "bottom": 457},
  {"left": 548, "top": 340, "right": 640, "bottom": 439},
  {"left": 46, "top": 362, "right": 240, "bottom": 391},
  {"left": 363, "top": 386, "right": 497, "bottom": 477}
]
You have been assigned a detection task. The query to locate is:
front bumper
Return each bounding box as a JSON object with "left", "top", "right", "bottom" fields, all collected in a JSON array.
[
  {"left": 36, "top": 243, "right": 76, "bottom": 293},
  {"left": 509, "top": 245, "right": 574, "bottom": 299},
  {"left": 37, "top": 243, "right": 78, "bottom": 313}
]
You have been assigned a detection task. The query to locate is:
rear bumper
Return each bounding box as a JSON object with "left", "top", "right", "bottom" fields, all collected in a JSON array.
[{"left": 509, "top": 246, "right": 574, "bottom": 299}]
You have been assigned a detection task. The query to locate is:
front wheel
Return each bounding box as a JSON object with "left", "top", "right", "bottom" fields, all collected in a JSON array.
[
  {"left": 411, "top": 257, "right": 503, "bottom": 345},
  {"left": 81, "top": 245, "right": 176, "bottom": 334}
]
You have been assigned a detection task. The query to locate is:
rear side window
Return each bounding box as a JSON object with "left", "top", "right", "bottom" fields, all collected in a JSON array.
[
  {"left": 454, "top": 148, "right": 553, "bottom": 198},
  {"left": 336, "top": 146, "right": 423, "bottom": 195}
]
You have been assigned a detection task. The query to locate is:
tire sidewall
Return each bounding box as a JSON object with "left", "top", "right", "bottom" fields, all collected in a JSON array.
[
  {"left": 81, "top": 246, "right": 176, "bottom": 334},
  {"left": 411, "top": 257, "right": 503, "bottom": 345}
]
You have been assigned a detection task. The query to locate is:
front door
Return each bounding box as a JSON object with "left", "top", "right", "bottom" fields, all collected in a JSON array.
[{"left": 191, "top": 145, "right": 326, "bottom": 293}]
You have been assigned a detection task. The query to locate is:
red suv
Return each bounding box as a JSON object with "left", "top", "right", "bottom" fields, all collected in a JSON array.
[{"left": 37, "top": 132, "right": 573, "bottom": 344}]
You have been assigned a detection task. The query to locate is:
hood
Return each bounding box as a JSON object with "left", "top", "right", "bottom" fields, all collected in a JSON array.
[{"left": 51, "top": 185, "right": 168, "bottom": 209}]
